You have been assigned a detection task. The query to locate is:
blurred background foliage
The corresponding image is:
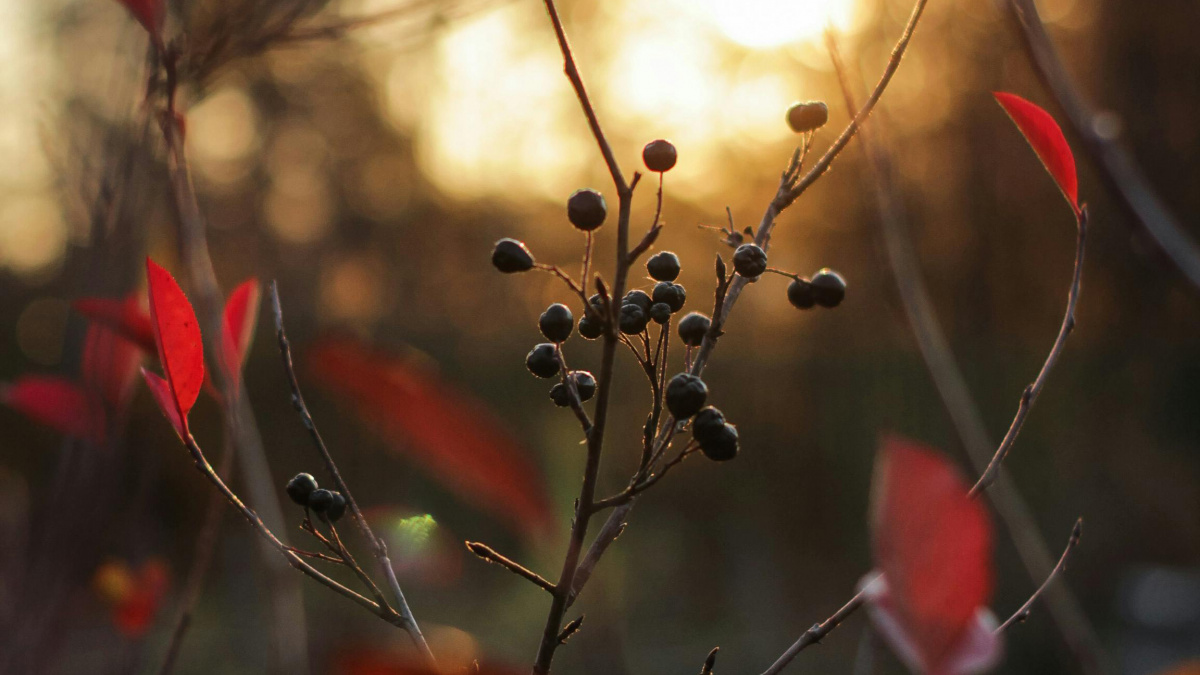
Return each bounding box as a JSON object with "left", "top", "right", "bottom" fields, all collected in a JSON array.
[{"left": 0, "top": 0, "right": 1198, "bottom": 672}]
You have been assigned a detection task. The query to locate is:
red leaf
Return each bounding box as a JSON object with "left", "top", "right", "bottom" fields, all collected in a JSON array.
[
  {"left": 306, "top": 337, "right": 552, "bottom": 540},
  {"left": 73, "top": 295, "right": 156, "bottom": 354},
  {"left": 146, "top": 258, "right": 204, "bottom": 433},
  {"left": 109, "top": 559, "right": 169, "bottom": 638},
  {"left": 994, "top": 92, "right": 1080, "bottom": 216},
  {"left": 220, "top": 278, "right": 261, "bottom": 394},
  {"left": 142, "top": 369, "right": 185, "bottom": 438},
  {"left": 1, "top": 376, "right": 104, "bottom": 442},
  {"left": 81, "top": 323, "right": 144, "bottom": 414},
  {"left": 868, "top": 435, "right": 997, "bottom": 675},
  {"left": 114, "top": 0, "right": 164, "bottom": 37}
]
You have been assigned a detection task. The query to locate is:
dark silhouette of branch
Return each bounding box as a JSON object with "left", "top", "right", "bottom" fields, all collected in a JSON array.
[{"left": 466, "top": 542, "right": 556, "bottom": 594}]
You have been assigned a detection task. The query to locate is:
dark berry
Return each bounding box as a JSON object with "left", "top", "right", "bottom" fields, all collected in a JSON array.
[
  {"left": 649, "top": 302, "right": 672, "bottom": 325},
  {"left": 810, "top": 268, "right": 846, "bottom": 308},
  {"left": 646, "top": 251, "right": 681, "bottom": 282},
  {"left": 578, "top": 315, "right": 603, "bottom": 340},
  {"left": 326, "top": 491, "right": 347, "bottom": 522},
  {"left": 492, "top": 238, "right": 535, "bottom": 273},
  {"left": 550, "top": 383, "right": 571, "bottom": 407},
  {"left": 691, "top": 406, "right": 726, "bottom": 443},
  {"left": 652, "top": 282, "right": 686, "bottom": 312},
  {"left": 677, "top": 312, "right": 711, "bottom": 346},
  {"left": 286, "top": 473, "right": 318, "bottom": 506},
  {"left": 786, "top": 101, "right": 829, "bottom": 133},
  {"left": 622, "top": 289, "right": 652, "bottom": 313},
  {"left": 787, "top": 278, "right": 816, "bottom": 309},
  {"left": 642, "top": 139, "right": 678, "bottom": 173},
  {"left": 308, "top": 488, "right": 334, "bottom": 513},
  {"left": 539, "top": 303, "right": 574, "bottom": 342},
  {"left": 571, "top": 371, "right": 597, "bottom": 401},
  {"left": 666, "top": 373, "right": 708, "bottom": 419},
  {"left": 567, "top": 188, "right": 607, "bottom": 231},
  {"left": 619, "top": 304, "right": 648, "bottom": 335},
  {"left": 699, "top": 423, "right": 739, "bottom": 461},
  {"left": 733, "top": 243, "right": 767, "bottom": 279},
  {"left": 526, "top": 343, "right": 560, "bottom": 378}
]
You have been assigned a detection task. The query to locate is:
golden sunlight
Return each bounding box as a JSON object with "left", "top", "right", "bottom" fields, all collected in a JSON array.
[{"left": 690, "top": 0, "right": 858, "bottom": 48}]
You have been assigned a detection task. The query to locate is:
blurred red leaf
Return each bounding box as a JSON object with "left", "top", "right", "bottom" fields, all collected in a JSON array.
[
  {"left": 307, "top": 337, "right": 552, "bottom": 540},
  {"left": 867, "top": 435, "right": 999, "bottom": 675},
  {"left": 994, "top": 92, "right": 1080, "bottom": 216},
  {"left": 1, "top": 376, "right": 104, "bottom": 442},
  {"left": 220, "top": 278, "right": 261, "bottom": 393},
  {"left": 73, "top": 294, "right": 156, "bottom": 354},
  {"left": 332, "top": 645, "right": 523, "bottom": 675},
  {"left": 95, "top": 558, "right": 169, "bottom": 638},
  {"left": 81, "top": 322, "right": 144, "bottom": 414},
  {"left": 114, "top": 0, "right": 164, "bottom": 36},
  {"left": 145, "top": 258, "right": 204, "bottom": 433}
]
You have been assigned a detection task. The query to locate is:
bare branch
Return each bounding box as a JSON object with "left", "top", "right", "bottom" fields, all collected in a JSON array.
[
  {"left": 466, "top": 542, "right": 556, "bottom": 594},
  {"left": 998, "top": 519, "right": 1083, "bottom": 632}
]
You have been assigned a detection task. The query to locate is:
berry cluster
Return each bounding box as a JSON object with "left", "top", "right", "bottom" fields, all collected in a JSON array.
[
  {"left": 666, "top": 373, "right": 738, "bottom": 461},
  {"left": 286, "top": 472, "right": 347, "bottom": 522}
]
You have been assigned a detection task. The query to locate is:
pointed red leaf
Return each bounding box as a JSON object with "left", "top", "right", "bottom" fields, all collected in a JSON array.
[
  {"left": 114, "top": 0, "right": 164, "bottom": 37},
  {"left": 306, "top": 337, "right": 552, "bottom": 540},
  {"left": 869, "top": 435, "right": 996, "bottom": 675},
  {"left": 145, "top": 258, "right": 204, "bottom": 432},
  {"left": 994, "top": 92, "right": 1080, "bottom": 216},
  {"left": 1, "top": 375, "right": 105, "bottom": 442},
  {"left": 220, "top": 278, "right": 261, "bottom": 393},
  {"left": 73, "top": 295, "right": 156, "bottom": 354},
  {"left": 141, "top": 369, "right": 185, "bottom": 439}
]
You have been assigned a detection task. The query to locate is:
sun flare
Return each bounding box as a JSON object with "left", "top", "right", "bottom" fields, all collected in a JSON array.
[{"left": 692, "top": 0, "right": 859, "bottom": 48}]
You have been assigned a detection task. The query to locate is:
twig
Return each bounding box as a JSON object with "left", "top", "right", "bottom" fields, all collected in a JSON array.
[
  {"left": 970, "top": 206, "right": 1086, "bottom": 496},
  {"left": 998, "top": 519, "right": 1083, "bottom": 632},
  {"left": 700, "top": 647, "right": 719, "bottom": 675},
  {"left": 532, "top": 1, "right": 636, "bottom": 670},
  {"left": 1000, "top": 0, "right": 1200, "bottom": 291},
  {"left": 557, "top": 616, "right": 584, "bottom": 644},
  {"left": 270, "top": 283, "right": 435, "bottom": 663},
  {"left": 466, "top": 542, "right": 556, "bottom": 594},
  {"left": 834, "top": 36, "right": 1113, "bottom": 674},
  {"left": 554, "top": 345, "right": 593, "bottom": 433},
  {"left": 760, "top": 590, "right": 868, "bottom": 675}
]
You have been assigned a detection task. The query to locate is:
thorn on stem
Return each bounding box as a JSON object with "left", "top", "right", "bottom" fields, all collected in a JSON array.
[{"left": 557, "top": 615, "right": 584, "bottom": 644}]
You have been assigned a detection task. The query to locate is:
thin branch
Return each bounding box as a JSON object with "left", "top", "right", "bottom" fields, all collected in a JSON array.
[
  {"left": 998, "top": 519, "right": 1083, "bottom": 632},
  {"left": 269, "top": 283, "right": 435, "bottom": 663},
  {"left": 467, "top": 542, "right": 556, "bottom": 594},
  {"left": 835, "top": 35, "right": 1113, "bottom": 673},
  {"left": 970, "top": 206, "right": 1086, "bottom": 496},
  {"left": 1000, "top": 0, "right": 1200, "bottom": 291},
  {"left": 536, "top": 264, "right": 591, "bottom": 309},
  {"left": 760, "top": 590, "right": 868, "bottom": 675},
  {"left": 700, "top": 647, "right": 719, "bottom": 675},
  {"left": 554, "top": 345, "right": 594, "bottom": 432}
]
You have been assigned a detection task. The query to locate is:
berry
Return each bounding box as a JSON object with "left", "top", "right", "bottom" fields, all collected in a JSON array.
[
  {"left": 691, "top": 406, "right": 726, "bottom": 443},
  {"left": 642, "top": 139, "right": 678, "bottom": 173},
  {"left": 571, "top": 371, "right": 597, "bottom": 401},
  {"left": 786, "top": 101, "right": 829, "bottom": 133},
  {"left": 327, "top": 491, "right": 347, "bottom": 522},
  {"left": 666, "top": 373, "right": 708, "bottom": 419},
  {"left": 622, "top": 289, "right": 652, "bottom": 313},
  {"left": 550, "top": 370, "right": 598, "bottom": 407},
  {"left": 787, "top": 278, "right": 816, "bottom": 309},
  {"left": 810, "top": 268, "right": 846, "bottom": 308},
  {"left": 677, "top": 312, "right": 711, "bottom": 346},
  {"left": 492, "top": 238, "right": 535, "bottom": 273},
  {"left": 652, "top": 282, "right": 686, "bottom": 312},
  {"left": 539, "top": 303, "right": 574, "bottom": 342},
  {"left": 649, "top": 302, "right": 672, "bottom": 325},
  {"left": 619, "top": 303, "right": 648, "bottom": 334},
  {"left": 308, "top": 488, "right": 334, "bottom": 513},
  {"left": 567, "top": 189, "right": 607, "bottom": 231},
  {"left": 699, "top": 423, "right": 739, "bottom": 461},
  {"left": 578, "top": 315, "right": 603, "bottom": 340},
  {"left": 646, "top": 251, "right": 681, "bottom": 282},
  {"left": 549, "top": 383, "right": 571, "bottom": 407},
  {"left": 733, "top": 243, "right": 768, "bottom": 279},
  {"left": 526, "top": 343, "right": 560, "bottom": 378},
  {"left": 286, "top": 473, "right": 318, "bottom": 506}
]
